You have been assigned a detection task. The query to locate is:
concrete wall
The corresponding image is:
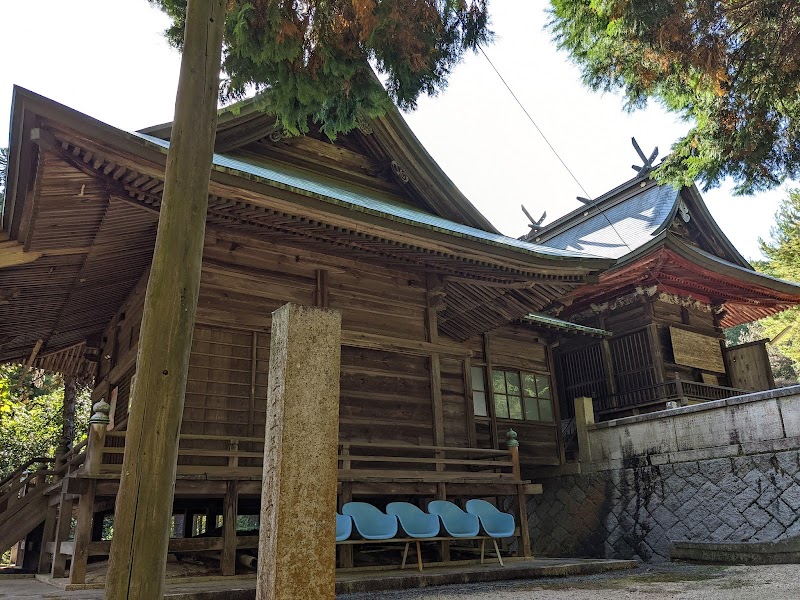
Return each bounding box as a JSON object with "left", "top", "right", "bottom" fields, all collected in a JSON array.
[{"left": 528, "top": 386, "right": 800, "bottom": 562}]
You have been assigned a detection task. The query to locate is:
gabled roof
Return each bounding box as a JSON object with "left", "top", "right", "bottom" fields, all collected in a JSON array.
[
  {"left": 140, "top": 92, "right": 500, "bottom": 233},
  {"left": 530, "top": 173, "right": 800, "bottom": 327},
  {"left": 529, "top": 176, "right": 750, "bottom": 268},
  {"left": 134, "top": 132, "right": 598, "bottom": 261},
  {"left": 533, "top": 183, "right": 679, "bottom": 259},
  {"left": 1, "top": 87, "right": 612, "bottom": 363}
]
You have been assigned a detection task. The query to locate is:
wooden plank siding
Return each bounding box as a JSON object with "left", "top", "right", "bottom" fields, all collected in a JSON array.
[{"left": 90, "top": 231, "right": 562, "bottom": 469}]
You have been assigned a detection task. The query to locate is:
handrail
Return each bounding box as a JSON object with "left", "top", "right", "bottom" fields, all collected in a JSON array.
[
  {"left": 596, "top": 379, "right": 748, "bottom": 415},
  {"left": 0, "top": 457, "right": 51, "bottom": 489},
  {"left": 95, "top": 432, "right": 522, "bottom": 483}
]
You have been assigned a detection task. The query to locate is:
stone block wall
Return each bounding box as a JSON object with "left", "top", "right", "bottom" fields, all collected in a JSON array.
[
  {"left": 530, "top": 450, "right": 800, "bottom": 562},
  {"left": 528, "top": 387, "right": 800, "bottom": 562}
]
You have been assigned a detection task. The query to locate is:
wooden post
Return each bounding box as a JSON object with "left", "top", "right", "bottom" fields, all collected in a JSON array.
[
  {"left": 338, "top": 444, "right": 353, "bottom": 569},
  {"left": 507, "top": 429, "right": 531, "bottom": 558},
  {"left": 483, "top": 334, "right": 500, "bottom": 449},
  {"left": 38, "top": 501, "right": 58, "bottom": 574},
  {"left": 221, "top": 480, "right": 238, "bottom": 576},
  {"left": 675, "top": 375, "right": 686, "bottom": 406},
  {"left": 51, "top": 495, "right": 75, "bottom": 579},
  {"left": 105, "top": 2, "right": 227, "bottom": 599},
  {"left": 574, "top": 396, "right": 595, "bottom": 464},
  {"left": 462, "top": 357, "right": 477, "bottom": 448},
  {"left": 256, "top": 304, "right": 341, "bottom": 600},
  {"left": 56, "top": 375, "right": 78, "bottom": 469},
  {"left": 69, "top": 481, "right": 95, "bottom": 584},
  {"left": 426, "top": 274, "right": 450, "bottom": 563},
  {"left": 70, "top": 398, "right": 109, "bottom": 584}
]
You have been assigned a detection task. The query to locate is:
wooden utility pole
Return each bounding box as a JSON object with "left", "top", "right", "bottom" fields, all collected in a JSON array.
[{"left": 105, "top": 1, "right": 227, "bottom": 598}]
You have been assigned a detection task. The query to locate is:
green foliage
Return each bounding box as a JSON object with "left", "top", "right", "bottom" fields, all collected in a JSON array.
[
  {"left": 548, "top": 1, "right": 800, "bottom": 194},
  {"left": 149, "top": 0, "right": 492, "bottom": 138},
  {"left": 752, "top": 189, "right": 800, "bottom": 367},
  {"left": 0, "top": 365, "right": 90, "bottom": 479}
]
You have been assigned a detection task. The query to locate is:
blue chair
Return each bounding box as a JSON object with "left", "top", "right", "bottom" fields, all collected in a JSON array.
[
  {"left": 336, "top": 513, "right": 353, "bottom": 542},
  {"left": 466, "top": 499, "right": 515, "bottom": 566},
  {"left": 427, "top": 500, "right": 479, "bottom": 538},
  {"left": 341, "top": 502, "right": 398, "bottom": 540},
  {"left": 386, "top": 502, "right": 441, "bottom": 571}
]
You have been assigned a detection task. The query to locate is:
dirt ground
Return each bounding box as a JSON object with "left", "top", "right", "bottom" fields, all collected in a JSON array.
[{"left": 341, "top": 563, "right": 800, "bottom": 600}]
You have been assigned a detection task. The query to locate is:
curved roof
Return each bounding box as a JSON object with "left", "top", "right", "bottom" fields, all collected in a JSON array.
[{"left": 535, "top": 184, "right": 679, "bottom": 259}]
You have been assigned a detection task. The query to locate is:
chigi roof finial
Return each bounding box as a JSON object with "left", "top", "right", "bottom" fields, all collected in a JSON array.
[
  {"left": 631, "top": 137, "right": 658, "bottom": 176},
  {"left": 521, "top": 205, "right": 546, "bottom": 232}
]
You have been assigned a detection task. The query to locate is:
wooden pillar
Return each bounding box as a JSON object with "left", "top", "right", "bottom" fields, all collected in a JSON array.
[
  {"left": 104, "top": 2, "right": 227, "bottom": 598},
  {"left": 221, "top": 480, "right": 238, "bottom": 576},
  {"left": 506, "top": 430, "right": 531, "bottom": 558},
  {"left": 70, "top": 400, "right": 109, "bottom": 584},
  {"left": 38, "top": 501, "right": 58, "bottom": 574},
  {"left": 426, "top": 274, "right": 450, "bottom": 562},
  {"left": 256, "top": 304, "right": 341, "bottom": 600},
  {"left": 338, "top": 445, "right": 353, "bottom": 569},
  {"left": 51, "top": 495, "right": 75, "bottom": 579},
  {"left": 574, "top": 396, "right": 595, "bottom": 464},
  {"left": 56, "top": 375, "right": 78, "bottom": 469},
  {"left": 462, "top": 357, "right": 477, "bottom": 448},
  {"left": 483, "top": 334, "right": 500, "bottom": 449},
  {"left": 69, "top": 481, "right": 95, "bottom": 584}
]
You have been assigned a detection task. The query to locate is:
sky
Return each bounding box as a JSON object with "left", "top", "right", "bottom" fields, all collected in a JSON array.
[{"left": 0, "top": 1, "right": 793, "bottom": 261}]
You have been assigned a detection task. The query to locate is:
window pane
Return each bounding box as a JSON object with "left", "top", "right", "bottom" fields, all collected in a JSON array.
[
  {"left": 471, "top": 366, "right": 486, "bottom": 392},
  {"left": 525, "top": 397, "right": 539, "bottom": 421},
  {"left": 473, "top": 391, "right": 488, "bottom": 417},
  {"left": 523, "top": 373, "right": 537, "bottom": 397},
  {"left": 535, "top": 375, "right": 551, "bottom": 399},
  {"left": 538, "top": 398, "right": 554, "bottom": 422},
  {"left": 494, "top": 394, "right": 509, "bottom": 419},
  {"left": 492, "top": 370, "right": 506, "bottom": 394},
  {"left": 508, "top": 396, "right": 523, "bottom": 420},
  {"left": 505, "top": 371, "right": 521, "bottom": 397}
]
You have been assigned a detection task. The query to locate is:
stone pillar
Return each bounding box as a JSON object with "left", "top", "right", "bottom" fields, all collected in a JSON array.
[
  {"left": 256, "top": 303, "right": 341, "bottom": 600},
  {"left": 574, "top": 396, "right": 595, "bottom": 464}
]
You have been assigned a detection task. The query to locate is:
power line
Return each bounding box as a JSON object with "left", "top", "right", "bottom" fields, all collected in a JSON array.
[
  {"left": 479, "top": 47, "right": 658, "bottom": 264},
  {"left": 478, "top": 46, "right": 592, "bottom": 201}
]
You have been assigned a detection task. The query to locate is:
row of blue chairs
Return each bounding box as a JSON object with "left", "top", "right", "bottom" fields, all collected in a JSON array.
[{"left": 335, "top": 500, "right": 515, "bottom": 569}]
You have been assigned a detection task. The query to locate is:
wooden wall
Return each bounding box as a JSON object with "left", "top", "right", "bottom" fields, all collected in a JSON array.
[{"left": 90, "top": 230, "right": 562, "bottom": 467}]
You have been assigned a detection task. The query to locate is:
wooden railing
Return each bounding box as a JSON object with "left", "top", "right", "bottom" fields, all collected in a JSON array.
[
  {"left": 98, "top": 433, "right": 525, "bottom": 485},
  {"left": 0, "top": 437, "right": 90, "bottom": 509},
  {"left": 595, "top": 379, "right": 747, "bottom": 415},
  {"left": 101, "top": 432, "right": 265, "bottom": 476},
  {"left": 338, "top": 441, "right": 521, "bottom": 483}
]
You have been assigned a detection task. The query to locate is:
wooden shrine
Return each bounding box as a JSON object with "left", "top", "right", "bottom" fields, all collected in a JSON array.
[{"left": 0, "top": 87, "right": 610, "bottom": 581}]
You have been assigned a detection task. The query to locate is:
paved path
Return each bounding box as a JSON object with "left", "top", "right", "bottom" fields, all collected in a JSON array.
[
  {"left": 3, "top": 564, "right": 800, "bottom": 599},
  {"left": 340, "top": 564, "right": 800, "bottom": 600}
]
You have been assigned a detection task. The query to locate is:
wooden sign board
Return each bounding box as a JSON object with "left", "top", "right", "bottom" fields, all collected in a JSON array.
[{"left": 670, "top": 327, "right": 725, "bottom": 373}]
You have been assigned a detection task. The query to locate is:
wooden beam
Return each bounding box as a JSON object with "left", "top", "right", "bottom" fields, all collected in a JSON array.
[{"left": 341, "top": 331, "right": 471, "bottom": 358}]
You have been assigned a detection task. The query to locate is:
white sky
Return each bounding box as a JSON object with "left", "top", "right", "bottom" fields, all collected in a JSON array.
[{"left": 0, "top": 1, "right": 792, "bottom": 260}]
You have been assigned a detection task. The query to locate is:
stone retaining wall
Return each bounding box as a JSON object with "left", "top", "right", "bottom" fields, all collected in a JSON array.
[{"left": 528, "top": 387, "right": 800, "bottom": 562}]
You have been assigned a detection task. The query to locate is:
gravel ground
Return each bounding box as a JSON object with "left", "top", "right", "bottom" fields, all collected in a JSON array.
[
  {"left": 2, "top": 562, "right": 798, "bottom": 599},
  {"left": 340, "top": 563, "right": 800, "bottom": 600}
]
